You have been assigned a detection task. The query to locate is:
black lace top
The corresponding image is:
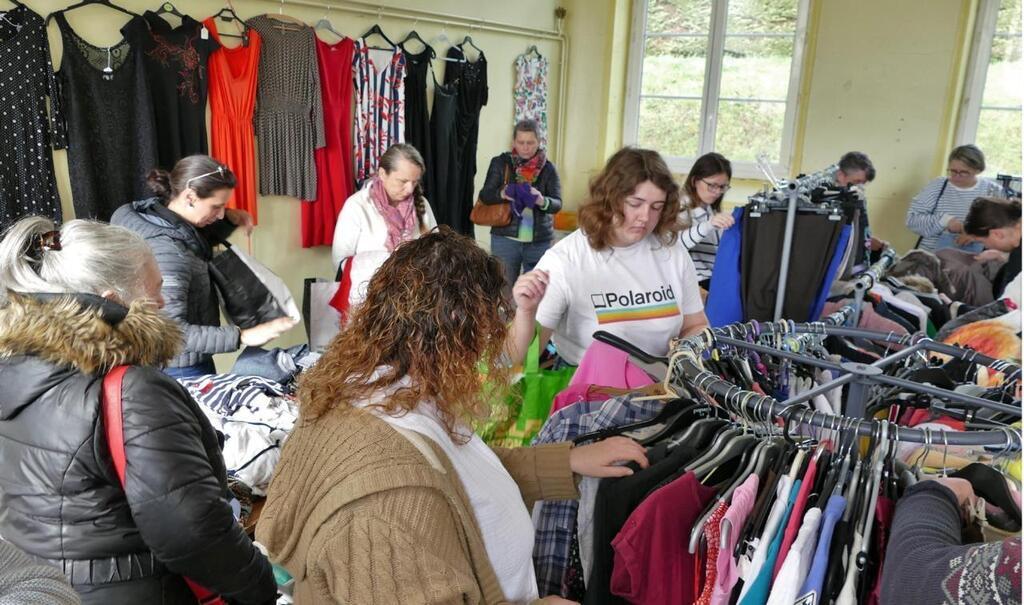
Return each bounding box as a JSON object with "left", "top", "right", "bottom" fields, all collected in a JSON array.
[{"left": 55, "top": 12, "right": 157, "bottom": 221}]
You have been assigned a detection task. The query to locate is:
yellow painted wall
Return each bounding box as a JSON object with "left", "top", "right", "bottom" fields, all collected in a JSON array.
[
  {"left": 584, "top": 0, "right": 989, "bottom": 252},
  {"left": 792, "top": 0, "right": 978, "bottom": 252},
  {"left": 16, "top": 0, "right": 592, "bottom": 368}
]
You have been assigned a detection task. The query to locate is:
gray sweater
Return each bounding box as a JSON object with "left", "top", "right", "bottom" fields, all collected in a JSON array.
[
  {"left": 880, "top": 481, "right": 1021, "bottom": 604},
  {"left": 0, "top": 539, "right": 80, "bottom": 605},
  {"left": 111, "top": 199, "right": 241, "bottom": 368}
]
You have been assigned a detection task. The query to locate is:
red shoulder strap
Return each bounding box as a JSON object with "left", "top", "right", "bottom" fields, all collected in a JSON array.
[{"left": 102, "top": 365, "right": 130, "bottom": 489}]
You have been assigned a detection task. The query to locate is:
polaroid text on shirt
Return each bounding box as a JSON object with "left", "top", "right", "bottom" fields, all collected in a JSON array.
[{"left": 592, "top": 285, "right": 681, "bottom": 324}]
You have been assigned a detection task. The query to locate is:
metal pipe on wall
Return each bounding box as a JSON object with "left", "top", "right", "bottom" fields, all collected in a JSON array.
[{"left": 273, "top": 0, "right": 570, "bottom": 168}]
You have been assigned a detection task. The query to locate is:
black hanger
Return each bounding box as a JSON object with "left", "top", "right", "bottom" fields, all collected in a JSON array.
[
  {"left": 361, "top": 23, "right": 396, "bottom": 49},
  {"left": 570, "top": 397, "right": 694, "bottom": 445},
  {"left": 460, "top": 34, "right": 483, "bottom": 55},
  {"left": 525, "top": 44, "right": 541, "bottom": 59},
  {"left": 211, "top": 6, "right": 248, "bottom": 44},
  {"left": 155, "top": 1, "right": 184, "bottom": 19},
  {"left": 47, "top": 0, "right": 138, "bottom": 24},
  {"left": 399, "top": 30, "right": 436, "bottom": 59}
]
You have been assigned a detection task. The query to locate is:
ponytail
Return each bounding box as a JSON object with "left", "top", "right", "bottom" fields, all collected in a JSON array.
[{"left": 0, "top": 216, "right": 154, "bottom": 305}]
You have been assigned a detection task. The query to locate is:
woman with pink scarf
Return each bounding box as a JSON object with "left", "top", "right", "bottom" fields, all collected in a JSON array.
[{"left": 331, "top": 144, "right": 436, "bottom": 322}]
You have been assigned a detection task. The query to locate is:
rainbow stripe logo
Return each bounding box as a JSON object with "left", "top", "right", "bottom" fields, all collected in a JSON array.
[{"left": 596, "top": 302, "right": 680, "bottom": 324}]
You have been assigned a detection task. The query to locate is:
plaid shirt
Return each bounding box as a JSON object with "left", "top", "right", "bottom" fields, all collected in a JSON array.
[{"left": 530, "top": 393, "right": 663, "bottom": 596}]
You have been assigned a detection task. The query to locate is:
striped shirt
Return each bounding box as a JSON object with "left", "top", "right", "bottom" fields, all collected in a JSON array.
[
  {"left": 679, "top": 201, "right": 721, "bottom": 281},
  {"left": 905, "top": 177, "right": 1003, "bottom": 251}
]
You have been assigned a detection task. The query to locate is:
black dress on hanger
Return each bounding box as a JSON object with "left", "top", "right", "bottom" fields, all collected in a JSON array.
[
  {"left": 123, "top": 11, "right": 220, "bottom": 169},
  {"left": 401, "top": 45, "right": 433, "bottom": 196},
  {"left": 54, "top": 12, "right": 158, "bottom": 222},
  {"left": 0, "top": 5, "right": 65, "bottom": 231},
  {"left": 443, "top": 43, "right": 488, "bottom": 237},
  {"left": 428, "top": 78, "right": 458, "bottom": 228}
]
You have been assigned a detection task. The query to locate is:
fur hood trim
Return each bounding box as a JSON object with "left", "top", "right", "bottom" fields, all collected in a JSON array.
[{"left": 0, "top": 292, "right": 182, "bottom": 375}]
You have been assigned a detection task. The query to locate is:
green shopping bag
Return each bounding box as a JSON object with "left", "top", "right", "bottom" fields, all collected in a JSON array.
[{"left": 476, "top": 333, "right": 575, "bottom": 447}]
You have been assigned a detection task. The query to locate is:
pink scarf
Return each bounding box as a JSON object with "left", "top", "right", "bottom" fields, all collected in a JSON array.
[{"left": 369, "top": 176, "right": 418, "bottom": 252}]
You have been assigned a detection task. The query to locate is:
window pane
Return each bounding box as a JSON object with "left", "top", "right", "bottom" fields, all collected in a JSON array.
[
  {"left": 726, "top": 0, "right": 798, "bottom": 33},
  {"left": 995, "top": 0, "right": 1022, "bottom": 34},
  {"left": 714, "top": 100, "right": 786, "bottom": 163},
  {"left": 638, "top": 97, "right": 702, "bottom": 157},
  {"left": 976, "top": 108, "right": 1022, "bottom": 176},
  {"left": 983, "top": 34, "right": 1023, "bottom": 108},
  {"left": 642, "top": 37, "right": 707, "bottom": 96},
  {"left": 647, "top": 0, "right": 713, "bottom": 34},
  {"left": 719, "top": 36, "right": 794, "bottom": 99}
]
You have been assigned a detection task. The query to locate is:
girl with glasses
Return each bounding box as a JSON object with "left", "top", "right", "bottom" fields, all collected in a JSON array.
[{"left": 679, "top": 152, "right": 735, "bottom": 290}]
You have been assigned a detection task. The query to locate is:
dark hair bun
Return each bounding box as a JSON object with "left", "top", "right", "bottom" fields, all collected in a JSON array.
[{"left": 146, "top": 169, "right": 173, "bottom": 199}]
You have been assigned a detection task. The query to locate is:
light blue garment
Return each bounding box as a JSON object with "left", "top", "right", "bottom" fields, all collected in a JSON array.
[
  {"left": 796, "top": 494, "right": 848, "bottom": 605},
  {"left": 738, "top": 479, "right": 802, "bottom": 605}
]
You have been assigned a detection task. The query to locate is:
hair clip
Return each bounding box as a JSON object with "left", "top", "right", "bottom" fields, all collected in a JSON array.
[{"left": 27, "top": 230, "right": 61, "bottom": 261}]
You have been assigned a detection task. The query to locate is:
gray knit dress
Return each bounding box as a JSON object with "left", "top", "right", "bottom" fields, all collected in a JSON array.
[{"left": 247, "top": 16, "right": 325, "bottom": 201}]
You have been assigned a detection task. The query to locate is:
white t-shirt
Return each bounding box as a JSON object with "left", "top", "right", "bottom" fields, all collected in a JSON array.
[
  {"left": 356, "top": 375, "right": 539, "bottom": 604},
  {"left": 534, "top": 230, "right": 705, "bottom": 365},
  {"left": 331, "top": 185, "right": 438, "bottom": 309}
]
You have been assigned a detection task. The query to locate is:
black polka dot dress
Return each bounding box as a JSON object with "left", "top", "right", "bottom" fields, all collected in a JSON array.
[{"left": 0, "top": 5, "right": 66, "bottom": 233}]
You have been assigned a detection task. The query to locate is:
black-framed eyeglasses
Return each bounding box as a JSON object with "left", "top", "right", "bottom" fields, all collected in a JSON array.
[
  {"left": 701, "top": 178, "right": 731, "bottom": 193},
  {"left": 947, "top": 168, "right": 975, "bottom": 178}
]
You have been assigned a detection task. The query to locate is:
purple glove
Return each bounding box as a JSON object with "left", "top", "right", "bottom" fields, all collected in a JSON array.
[{"left": 505, "top": 183, "right": 536, "bottom": 217}]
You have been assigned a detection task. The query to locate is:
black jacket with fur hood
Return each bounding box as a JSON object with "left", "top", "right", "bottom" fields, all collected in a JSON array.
[{"left": 0, "top": 293, "right": 276, "bottom": 605}]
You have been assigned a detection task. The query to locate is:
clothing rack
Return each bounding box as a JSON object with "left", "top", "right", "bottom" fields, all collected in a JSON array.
[
  {"left": 663, "top": 321, "right": 1021, "bottom": 449},
  {"left": 745, "top": 165, "right": 848, "bottom": 320},
  {"left": 849, "top": 246, "right": 898, "bottom": 326},
  {"left": 265, "top": 0, "right": 569, "bottom": 167}
]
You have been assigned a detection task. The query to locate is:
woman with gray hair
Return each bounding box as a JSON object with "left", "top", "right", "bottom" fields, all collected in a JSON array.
[
  {"left": 478, "top": 119, "right": 563, "bottom": 289},
  {"left": 331, "top": 143, "right": 438, "bottom": 322},
  {"left": 906, "top": 144, "right": 1004, "bottom": 252},
  {"left": 0, "top": 217, "right": 276, "bottom": 604}
]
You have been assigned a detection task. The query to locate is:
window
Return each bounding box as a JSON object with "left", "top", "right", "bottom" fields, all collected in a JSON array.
[
  {"left": 957, "top": 0, "right": 1022, "bottom": 177},
  {"left": 623, "top": 0, "right": 810, "bottom": 177}
]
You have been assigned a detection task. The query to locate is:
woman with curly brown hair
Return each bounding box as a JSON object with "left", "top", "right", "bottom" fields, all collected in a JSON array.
[
  {"left": 506, "top": 147, "right": 710, "bottom": 367},
  {"left": 257, "top": 227, "right": 647, "bottom": 604}
]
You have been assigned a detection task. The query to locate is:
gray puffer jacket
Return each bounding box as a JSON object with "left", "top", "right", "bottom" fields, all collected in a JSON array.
[{"left": 111, "top": 199, "right": 240, "bottom": 368}]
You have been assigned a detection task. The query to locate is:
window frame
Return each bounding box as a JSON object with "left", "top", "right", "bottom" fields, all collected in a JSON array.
[
  {"left": 954, "top": 0, "right": 1021, "bottom": 174},
  {"left": 622, "top": 0, "right": 812, "bottom": 180}
]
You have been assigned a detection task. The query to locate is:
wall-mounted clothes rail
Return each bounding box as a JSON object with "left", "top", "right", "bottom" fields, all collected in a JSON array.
[
  {"left": 663, "top": 321, "right": 1021, "bottom": 449},
  {"left": 269, "top": 0, "right": 569, "bottom": 167}
]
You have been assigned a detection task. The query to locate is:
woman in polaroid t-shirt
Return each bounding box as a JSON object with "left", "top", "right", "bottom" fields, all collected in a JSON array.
[{"left": 505, "top": 147, "right": 709, "bottom": 367}]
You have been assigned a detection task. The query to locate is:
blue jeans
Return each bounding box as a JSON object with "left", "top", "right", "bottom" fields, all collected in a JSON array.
[
  {"left": 163, "top": 359, "right": 216, "bottom": 380},
  {"left": 490, "top": 234, "right": 551, "bottom": 289}
]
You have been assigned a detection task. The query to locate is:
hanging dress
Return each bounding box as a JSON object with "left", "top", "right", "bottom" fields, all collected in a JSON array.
[
  {"left": 401, "top": 45, "right": 432, "bottom": 196},
  {"left": 428, "top": 78, "right": 458, "bottom": 228},
  {"left": 205, "top": 18, "right": 261, "bottom": 221},
  {"left": 443, "top": 45, "right": 488, "bottom": 237},
  {"left": 123, "top": 11, "right": 218, "bottom": 169},
  {"left": 352, "top": 39, "right": 405, "bottom": 183},
  {"left": 514, "top": 51, "right": 549, "bottom": 147},
  {"left": 55, "top": 12, "right": 157, "bottom": 222},
  {"left": 0, "top": 5, "right": 65, "bottom": 231},
  {"left": 304, "top": 35, "right": 355, "bottom": 248},
  {"left": 247, "top": 16, "right": 323, "bottom": 201}
]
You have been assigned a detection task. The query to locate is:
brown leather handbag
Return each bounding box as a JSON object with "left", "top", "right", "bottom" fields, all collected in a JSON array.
[{"left": 470, "top": 164, "right": 512, "bottom": 227}]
